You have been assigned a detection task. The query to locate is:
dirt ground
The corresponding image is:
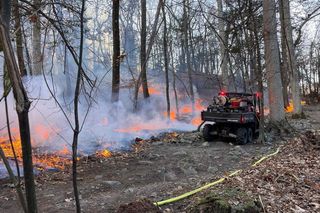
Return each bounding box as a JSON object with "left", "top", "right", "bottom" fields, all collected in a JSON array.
[{"left": 0, "top": 105, "right": 319, "bottom": 213}]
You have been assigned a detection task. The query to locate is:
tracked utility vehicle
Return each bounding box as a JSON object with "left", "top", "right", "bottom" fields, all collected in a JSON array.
[{"left": 198, "top": 92, "right": 261, "bottom": 144}]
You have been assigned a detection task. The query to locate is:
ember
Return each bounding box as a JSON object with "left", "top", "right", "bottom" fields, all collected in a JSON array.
[
  {"left": 0, "top": 133, "right": 71, "bottom": 172},
  {"left": 96, "top": 149, "right": 112, "bottom": 158},
  {"left": 286, "top": 102, "right": 294, "bottom": 113},
  {"left": 285, "top": 101, "right": 306, "bottom": 113},
  {"left": 139, "top": 85, "right": 161, "bottom": 95}
]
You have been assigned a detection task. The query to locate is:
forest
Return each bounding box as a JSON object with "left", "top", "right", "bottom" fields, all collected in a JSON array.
[{"left": 0, "top": 0, "right": 320, "bottom": 212}]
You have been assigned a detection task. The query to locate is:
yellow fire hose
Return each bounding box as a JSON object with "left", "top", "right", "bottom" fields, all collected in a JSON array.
[{"left": 154, "top": 147, "right": 280, "bottom": 206}]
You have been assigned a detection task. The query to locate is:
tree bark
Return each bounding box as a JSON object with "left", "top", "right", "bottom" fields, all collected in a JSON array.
[
  {"left": 3, "top": 94, "right": 27, "bottom": 212},
  {"left": 112, "top": 0, "right": 120, "bottom": 102},
  {"left": 162, "top": 0, "right": 170, "bottom": 119},
  {"left": 279, "top": 5, "right": 290, "bottom": 109},
  {"left": 140, "top": 0, "right": 149, "bottom": 98},
  {"left": 168, "top": 13, "right": 180, "bottom": 119},
  {"left": 250, "top": 0, "right": 265, "bottom": 143},
  {"left": 279, "top": 0, "right": 302, "bottom": 114},
  {"left": 263, "top": 0, "right": 285, "bottom": 122},
  {"left": 72, "top": 1, "right": 86, "bottom": 212},
  {"left": 133, "top": 0, "right": 162, "bottom": 110},
  {"left": 279, "top": 10, "right": 290, "bottom": 109},
  {"left": 13, "top": 0, "right": 27, "bottom": 76},
  {"left": 32, "top": 0, "right": 42, "bottom": 75},
  {"left": 0, "top": 1, "right": 38, "bottom": 211}
]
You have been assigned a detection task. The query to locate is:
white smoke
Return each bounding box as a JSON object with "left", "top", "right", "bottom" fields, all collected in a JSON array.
[{"left": 0, "top": 58, "right": 199, "bottom": 157}]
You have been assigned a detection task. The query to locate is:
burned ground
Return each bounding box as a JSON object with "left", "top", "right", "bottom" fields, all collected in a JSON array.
[{"left": 0, "top": 105, "right": 319, "bottom": 212}]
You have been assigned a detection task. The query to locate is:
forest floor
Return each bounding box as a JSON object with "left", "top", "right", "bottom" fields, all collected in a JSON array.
[{"left": 0, "top": 105, "right": 319, "bottom": 213}]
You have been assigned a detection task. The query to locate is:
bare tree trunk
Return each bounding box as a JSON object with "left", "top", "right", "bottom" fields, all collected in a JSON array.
[
  {"left": 140, "top": 0, "right": 149, "bottom": 98},
  {"left": 71, "top": 1, "right": 86, "bottom": 212},
  {"left": 263, "top": 0, "right": 285, "bottom": 122},
  {"left": 0, "top": 147, "right": 27, "bottom": 212},
  {"left": 64, "top": 45, "right": 72, "bottom": 97},
  {"left": 180, "top": 31, "right": 186, "bottom": 73},
  {"left": 309, "top": 45, "right": 314, "bottom": 94},
  {"left": 168, "top": 14, "right": 179, "bottom": 118},
  {"left": 0, "top": 95, "right": 27, "bottom": 212},
  {"left": 162, "top": 0, "right": 170, "bottom": 119},
  {"left": 133, "top": 0, "right": 162, "bottom": 110},
  {"left": 279, "top": 7, "right": 290, "bottom": 109},
  {"left": 22, "top": 23, "right": 33, "bottom": 74},
  {"left": 0, "top": 1, "right": 38, "bottom": 211},
  {"left": 32, "top": 0, "right": 42, "bottom": 75},
  {"left": 250, "top": 0, "right": 265, "bottom": 143},
  {"left": 111, "top": 0, "right": 120, "bottom": 102},
  {"left": 13, "top": 0, "right": 27, "bottom": 76},
  {"left": 279, "top": 8, "right": 290, "bottom": 109},
  {"left": 183, "top": 0, "right": 195, "bottom": 112},
  {"left": 1, "top": 86, "right": 27, "bottom": 212},
  {"left": 217, "top": 0, "right": 228, "bottom": 91},
  {"left": 279, "top": 0, "right": 302, "bottom": 114}
]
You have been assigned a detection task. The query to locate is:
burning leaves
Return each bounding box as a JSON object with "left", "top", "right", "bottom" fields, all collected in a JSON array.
[
  {"left": 0, "top": 137, "right": 21, "bottom": 159},
  {"left": 96, "top": 149, "right": 112, "bottom": 158},
  {"left": 0, "top": 78, "right": 208, "bottom": 179},
  {"left": 285, "top": 100, "right": 307, "bottom": 113},
  {"left": 285, "top": 102, "right": 294, "bottom": 113},
  {"left": 0, "top": 134, "right": 114, "bottom": 175},
  {"left": 162, "top": 98, "right": 206, "bottom": 126},
  {"left": 139, "top": 86, "right": 162, "bottom": 95},
  {"left": 0, "top": 80, "right": 208, "bottom": 178},
  {"left": 0, "top": 135, "right": 71, "bottom": 171}
]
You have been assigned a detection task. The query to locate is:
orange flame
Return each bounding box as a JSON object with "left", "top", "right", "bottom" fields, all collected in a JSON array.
[
  {"left": 285, "top": 102, "right": 294, "bottom": 113},
  {"left": 191, "top": 117, "right": 202, "bottom": 126},
  {"left": 96, "top": 149, "right": 112, "bottom": 158},
  {"left": 139, "top": 86, "right": 161, "bottom": 95},
  {"left": 180, "top": 105, "right": 192, "bottom": 114},
  {"left": 285, "top": 100, "right": 306, "bottom": 113},
  {"left": 148, "top": 87, "right": 161, "bottom": 95},
  {"left": 0, "top": 93, "right": 209, "bottom": 174},
  {"left": 0, "top": 136, "right": 22, "bottom": 159},
  {"left": 56, "top": 145, "right": 71, "bottom": 156},
  {"left": 0, "top": 128, "right": 71, "bottom": 171},
  {"left": 163, "top": 111, "right": 176, "bottom": 120}
]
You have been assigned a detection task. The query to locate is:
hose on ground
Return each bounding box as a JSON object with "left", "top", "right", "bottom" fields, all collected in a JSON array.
[{"left": 154, "top": 147, "right": 280, "bottom": 206}]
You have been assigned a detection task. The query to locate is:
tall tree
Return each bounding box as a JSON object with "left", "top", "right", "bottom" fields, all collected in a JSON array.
[
  {"left": 217, "top": 0, "right": 228, "bottom": 91},
  {"left": 183, "top": 0, "right": 195, "bottom": 112},
  {"left": 111, "top": 0, "right": 120, "bottom": 102},
  {"left": 13, "top": 0, "right": 27, "bottom": 76},
  {"left": 250, "top": 0, "right": 265, "bottom": 142},
  {"left": 263, "top": 0, "right": 285, "bottom": 122},
  {"left": 279, "top": 0, "right": 302, "bottom": 114},
  {"left": 162, "top": 0, "right": 170, "bottom": 119},
  {"left": 32, "top": 0, "right": 42, "bottom": 75},
  {"left": 133, "top": 0, "right": 162, "bottom": 110},
  {"left": 140, "top": 0, "right": 150, "bottom": 98},
  {"left": 279, "top": 26, "right": 290, "bottom": 108},
  {"left": 0, "top": 0, "right": 38, "bottom": 212},
  {"left": 72, "top": 1, "right": 86, "bottom": 212}
]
